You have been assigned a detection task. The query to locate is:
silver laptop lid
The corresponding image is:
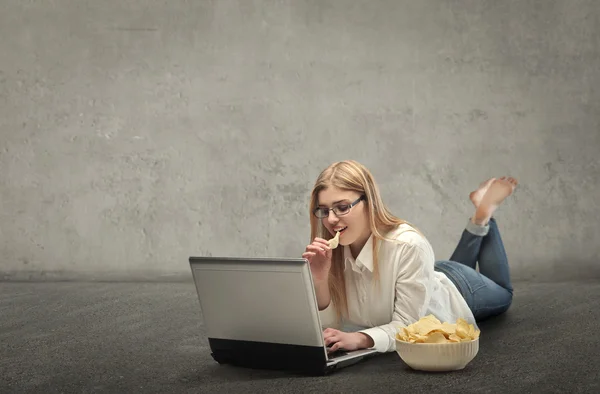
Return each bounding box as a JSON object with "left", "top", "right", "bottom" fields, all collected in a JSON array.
[{"left": 189, "top": 257, "right": 325, "bottom": 348}]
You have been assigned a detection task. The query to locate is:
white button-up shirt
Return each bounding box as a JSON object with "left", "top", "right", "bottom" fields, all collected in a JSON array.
[{"left": 319, "top": 223, "right": 478, "bottom": 353}]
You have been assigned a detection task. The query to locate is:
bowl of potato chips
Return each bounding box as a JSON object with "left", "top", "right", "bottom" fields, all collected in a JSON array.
[{"left": 395, "top": 315, "right": 480, "bottom": 372}]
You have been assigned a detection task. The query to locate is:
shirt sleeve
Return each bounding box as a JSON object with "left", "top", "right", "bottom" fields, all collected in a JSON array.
[{"left": 358, "top": 241, "right": 435, "bottom": 352}]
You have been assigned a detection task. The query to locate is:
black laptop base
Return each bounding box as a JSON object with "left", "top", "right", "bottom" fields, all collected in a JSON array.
[{"left": 208, "top": 338, "right": 343, "bottom": 375}]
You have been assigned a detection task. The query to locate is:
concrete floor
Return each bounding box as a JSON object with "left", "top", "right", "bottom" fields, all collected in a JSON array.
[{"left": 1, "top": 280, "right": 599, "bottom": 393}]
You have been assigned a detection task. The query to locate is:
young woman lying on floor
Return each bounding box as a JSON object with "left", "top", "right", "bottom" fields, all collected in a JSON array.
[{"left": 302, "top": 160, "right": 517, "bottom": 353}]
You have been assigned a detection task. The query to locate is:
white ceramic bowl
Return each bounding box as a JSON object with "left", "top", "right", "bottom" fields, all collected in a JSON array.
[{"left": 395, "top": 338, "right": 479, "bottom": 372}]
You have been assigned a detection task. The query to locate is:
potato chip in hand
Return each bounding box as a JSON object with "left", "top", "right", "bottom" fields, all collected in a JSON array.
[{"left": 328, "top": 231, "right": 341, "bottom": 249}]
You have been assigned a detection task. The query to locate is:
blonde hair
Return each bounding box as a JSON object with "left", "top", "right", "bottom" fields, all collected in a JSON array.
[{"left": 309, "top": 160, "right": 422, "bottom": 323}]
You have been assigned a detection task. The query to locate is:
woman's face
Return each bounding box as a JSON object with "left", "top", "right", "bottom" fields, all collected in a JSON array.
[{"left": 316, "top": 186, "right": 371, "bottom": 248}]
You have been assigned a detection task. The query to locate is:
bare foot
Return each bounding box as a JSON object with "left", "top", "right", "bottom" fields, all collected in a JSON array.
[
  {"left": 469, "top": 178, "right": 496, "bottom": 208},
  {"left": 472, "top": 177, "right": 518, "bottom": 225}
]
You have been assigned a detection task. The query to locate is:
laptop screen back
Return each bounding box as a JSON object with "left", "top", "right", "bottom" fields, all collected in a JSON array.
[{"left": 190, "top": 257, "right": 325, "bottom": 348}]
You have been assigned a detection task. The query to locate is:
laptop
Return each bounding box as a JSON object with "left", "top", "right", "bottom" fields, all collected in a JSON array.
[{"left": 189, "top": 256, "right": 379, "bottom": 375}]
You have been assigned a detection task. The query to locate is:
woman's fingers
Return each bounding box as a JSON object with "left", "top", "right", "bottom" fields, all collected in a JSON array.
[
  {"left": 313, "top": 238, "right": 332, "bottom": 248},
  {"left": 306, "top": 245, "right": 329, "bottom": 256},
  {"left": 306, "top": 245, "right": 329, "bottom": 252},
  {"left": 323, "top": 328, "right": 341, "bottom": 348},
  {"left": 324, "top": 336, "right": 339, "bottom": 347},
  {"left": 323, "top": 327, "right": 339, "bottom": 336}
]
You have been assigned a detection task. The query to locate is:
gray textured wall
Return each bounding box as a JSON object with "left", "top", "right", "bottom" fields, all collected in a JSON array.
[{"left": 1, "top": 0, "right": 598, "bottom": 282}]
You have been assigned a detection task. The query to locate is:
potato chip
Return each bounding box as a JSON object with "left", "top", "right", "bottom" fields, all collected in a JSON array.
[
  {"left": 423, "top": 332, "right": 448, "bottom": 344},
  {"left": 395, "top": 315, "right": 480, "bottom": 344},
  {"left": 328, "top": 231, "right": 341, "bottom": 249},
  {"left": 455, "top": 318, "right": 470, "bottom": 339},
  {"left": 448, "top": 333, "right": 462, "bottom": 342},
  {"left": 412, "top": 315, "right": 442, "bottom": 335},
  {"left": 440, "top": 322, "right": 456, "bottom": 335}
]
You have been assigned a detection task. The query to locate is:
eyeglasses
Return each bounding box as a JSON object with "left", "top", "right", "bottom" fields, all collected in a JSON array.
[{"left": 313, "top": 195, "right": 365, "bottom": 218}]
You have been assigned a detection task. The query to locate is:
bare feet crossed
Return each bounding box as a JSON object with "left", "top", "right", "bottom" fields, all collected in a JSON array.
[
  {"left": 472, "top": 177, "right": 518, "bottom": 226},
  {"left": 469, "top": 178, "right": 496, "bottom": 208}
]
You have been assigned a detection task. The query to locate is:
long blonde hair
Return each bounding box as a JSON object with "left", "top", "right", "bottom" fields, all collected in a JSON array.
[{"left": 309, "top": 160, "right": 422, "bottom": 323}]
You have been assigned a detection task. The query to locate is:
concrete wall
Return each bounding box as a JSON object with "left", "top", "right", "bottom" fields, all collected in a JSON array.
[{"left": 1, "top": 0, "right": 598, "bottom": 282}]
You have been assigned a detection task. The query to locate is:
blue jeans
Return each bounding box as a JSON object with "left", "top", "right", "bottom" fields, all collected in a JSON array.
[{"left": 434, "top": 217, "right": 513, "bottom": 321}]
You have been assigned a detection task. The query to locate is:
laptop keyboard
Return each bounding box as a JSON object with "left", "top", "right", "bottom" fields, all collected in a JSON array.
[{"left": 327, "top": 349, "right": 349, "bottom": 359}]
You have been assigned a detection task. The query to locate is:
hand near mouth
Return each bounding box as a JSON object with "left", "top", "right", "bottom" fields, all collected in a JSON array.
[{"left": 302, "top": 237, "right": 333, "bottom": 283}]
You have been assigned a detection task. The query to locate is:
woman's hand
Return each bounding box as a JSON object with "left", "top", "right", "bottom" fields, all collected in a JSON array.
[
  {"left": 302, "top": 237, "right": 332, "bottom": 283},
  {"left": 323, "top": 328, "right": 374, "bottom": 352}
]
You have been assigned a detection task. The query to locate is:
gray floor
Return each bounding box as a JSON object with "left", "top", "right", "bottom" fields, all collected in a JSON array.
[{"left": 1, "top": 280, "right": 599, "bottom": 394}]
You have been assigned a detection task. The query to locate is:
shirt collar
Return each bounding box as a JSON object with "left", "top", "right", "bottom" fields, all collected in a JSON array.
[{"left": 343, "top": 234, "right": 374, "bottom": 273}]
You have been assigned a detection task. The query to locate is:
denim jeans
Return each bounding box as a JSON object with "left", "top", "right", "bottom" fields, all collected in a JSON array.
[{"left": 434, "top": 217, "right": 513, "bottom": 321}]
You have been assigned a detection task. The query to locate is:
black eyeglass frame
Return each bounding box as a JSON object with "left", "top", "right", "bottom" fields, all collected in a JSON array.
[{"left": 313, "top": 195, "right": 366, "bottom": 219}]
